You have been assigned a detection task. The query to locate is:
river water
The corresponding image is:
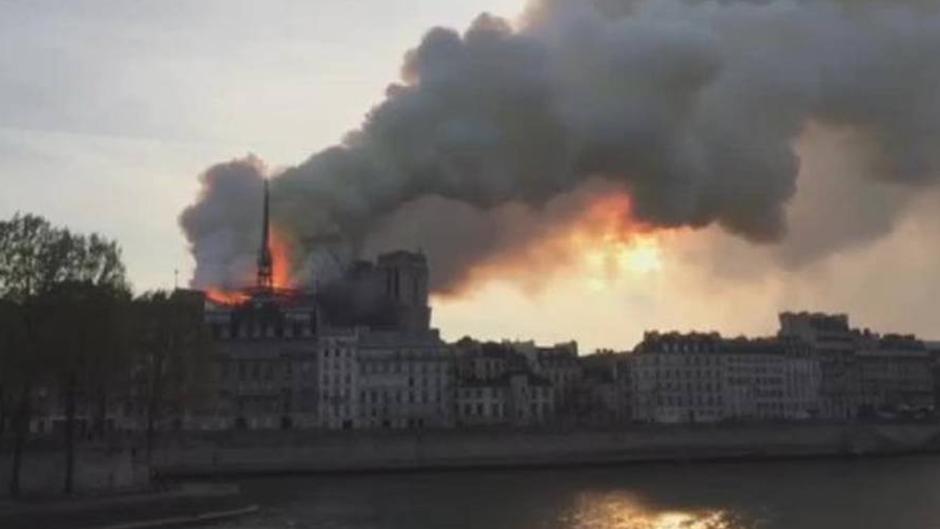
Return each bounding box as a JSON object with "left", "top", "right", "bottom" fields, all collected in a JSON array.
[{"left": 213, "top": 455, "right": 940, "bottom": 529}]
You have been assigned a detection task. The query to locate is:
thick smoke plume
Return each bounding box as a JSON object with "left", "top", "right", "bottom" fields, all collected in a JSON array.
[{"left": 181, "top": 0, "right": 940, "bottom": 293}]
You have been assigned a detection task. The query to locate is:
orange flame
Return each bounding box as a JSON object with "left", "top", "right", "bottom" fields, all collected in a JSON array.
[
  {"left": 575, "top": 193, "right": 652, "bottom": 244},
  {"left": 269, "top": 225, "right": 294, "bottom": 289},
  {"left": 204, "top": 225, "right": 297, "bottom": 305},
  {"left": 433, "top": 189, "right": 671, "bottom": 299},
  {"left": 575, "top": 194, "right": 666, "bottom": 290},
  {"left": 205, "top": 288, "right": 250, "bottom": 305}
]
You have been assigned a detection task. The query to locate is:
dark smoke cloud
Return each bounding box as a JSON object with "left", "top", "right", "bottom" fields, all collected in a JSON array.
[
  {"left": 362, "top": 180, "right": 627, "bottom": 295},
  {"left": 180, "top": 155, "right": 268, "bottom": 289},
  {"left": 181, "top": 0, "right": 940, "bottom": 292}
]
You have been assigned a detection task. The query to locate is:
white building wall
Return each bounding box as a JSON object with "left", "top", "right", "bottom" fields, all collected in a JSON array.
[
  {"left": 317, "top": 329, "right": 361, "bottom": 429},
  {"left": 630, "top": 345, "right": 822, "bottom": 424},
  {"left": 358, "top": 340, "right": 454, "bottom": 429},
  {"left": 630, "top": 352, "right": 727, "bottom": 424},
  {"left": 317, "top": 328, "right": 454, "bottom": 430}
]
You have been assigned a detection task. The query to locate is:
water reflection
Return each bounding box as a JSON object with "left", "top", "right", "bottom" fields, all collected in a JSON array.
[
  {"left": 564, "top": 491, "right": 752, "bottom": 529},
  {"left": 214, "top": 456, "right": 940, "bottom": 529}
]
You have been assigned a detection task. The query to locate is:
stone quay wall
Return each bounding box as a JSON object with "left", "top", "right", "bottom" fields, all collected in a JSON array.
[
  {"left": 153, "top": 422, "right": 940, "bottom": 477},
  {"left": 0, "top": 447, "right": 149, "bottom": 498}
]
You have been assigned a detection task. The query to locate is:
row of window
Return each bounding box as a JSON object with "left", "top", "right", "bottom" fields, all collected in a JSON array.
[
  {"left": 635, "top": 368, "right": 722, "bottom": 380},
  {"left": 459, "top": 387, "right": 504, "bottom": 399},
  {"left": 360, "top": 388, "right": 445, "bottom": 405},
  {"left": 637, "top": 354, "right": 727, "bottom": 365},
  {"left": 638, "top": 354, "right": 800, "bottom": 366},
  {"left": 646, "top": 395, "right": 725, "bottom": 407},
  {"left": 320, "top": 389, "right": 447, "bottom": 405},
  {"left": 213, "top": 322, "right": 314, "bottom": 340},
  {"left": 638, "top": 382, "right": 724, "bottom": 393},
  {"left": 222, "top": 361, "right": 293, "bottom": 382},
  {"left": 322, "top": 347, "right": 352, "bottom": 358},
  {"left": 361, "top": 360, "right": 450, "bottom": 375},
  {"left": 460, "top": 402, "right": 551, "bottom": 419}
]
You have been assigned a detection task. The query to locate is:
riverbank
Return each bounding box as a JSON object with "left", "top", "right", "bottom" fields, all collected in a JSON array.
[
  {"left": 0, "top": 483, "right": 257, "bottom": 529},
  {"left": 4, "top": 423, "right": 938, "bottom": 528},
  {"left": 182, "top": 455, "right": 940, "bottom": 529},
  {"left": 154, "top": 422, "right": 940, "bottom": 477},
  {"left": 0, "top": 443, "right": 149, "bottom": 498}
]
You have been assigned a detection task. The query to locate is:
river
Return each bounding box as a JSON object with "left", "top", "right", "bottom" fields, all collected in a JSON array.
[{"left": 211, "top": 455, "right": 940, "bottom": 528}]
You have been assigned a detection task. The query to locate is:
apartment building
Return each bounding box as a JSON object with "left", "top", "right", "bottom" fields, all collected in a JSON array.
[{"left": 631, "top": 332, "right": 821, "bottom": 423}]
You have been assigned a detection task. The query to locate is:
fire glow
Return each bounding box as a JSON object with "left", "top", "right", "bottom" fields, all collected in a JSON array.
[
  {"left": 205, "top": 288, "right": 250, "bottom": 306},
  {"left": 202, "top": 186, "right": 667, "bottom": 306},
  {"left": 205, "top": 225, "right": 297, "bottom": 306},
  {"left": 269, "top": 226, "right": 294, "bottom": 289},
  {"left": 435, "top": 191, "right": 668, "bottom": 298},
  {"left": 577, "top": 194, "right": 665, "bottom": 291}
]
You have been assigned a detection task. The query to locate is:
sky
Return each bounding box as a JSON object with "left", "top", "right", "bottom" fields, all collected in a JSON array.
[
  {"left": 0, "top": 0, "right": 522, "bottom": 288},
  {"left": 2, "top": 0, "right": 939, "bottom": 352}
]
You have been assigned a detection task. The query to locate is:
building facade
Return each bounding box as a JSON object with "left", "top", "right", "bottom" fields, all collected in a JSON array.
[
  {"left": 454, "top": 340, "right": 557, "bottom": 427},
  {"left": 631, "top": 332, "right": 821, "bottom": 423},
  {"left": 356, "top": 329, "right": 454, "bottom": 429},
  {"left": 519, "top": 341, "right": 582, "bottom": 416},
  {"left": 779, "top": 312, "right": 936, "bottom": 418},
  {"left": 778, "top": 312, "right": 860, "bottom": 420},
  {"left": 578, "top": 351, "right": 632, "bottom": 425},
  {"left": 200, "top": 291, "right": 320, "bottom": 430},
  {"left": 856, "top": 334, "right": 933, "bottom": 415}
]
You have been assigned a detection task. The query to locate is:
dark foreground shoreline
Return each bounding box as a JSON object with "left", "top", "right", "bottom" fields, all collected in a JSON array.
[
  {"left": 8, "top": 451, "right": 940, "bottom": 529},
  {"left": 0, "top": 483, "right": 257, "bottom": 529},
  {"left": 5, "top": 422, "right": 940, "bottom": 528},
  {"left": 154, "top": 422, "right": 940, "bottom": 478}
]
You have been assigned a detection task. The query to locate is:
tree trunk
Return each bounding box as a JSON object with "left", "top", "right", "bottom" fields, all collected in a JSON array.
[
  {"left": 145, "top": 397, "right": 155, "bottom": 468},
  {"left": 63, "top": 371, "right": 77, "bottom": 494},
  {"left": 95, "top": 390, "right": 108, "bottom": 439},
  {"left": 9, "top": 382, "right": 31, "bottom": 498},
  {"left": 146, "top": 353, "right": 164, "bottom": 469},
  {"left": 0, "top": 385, "right": 6, "bottom": 436}
]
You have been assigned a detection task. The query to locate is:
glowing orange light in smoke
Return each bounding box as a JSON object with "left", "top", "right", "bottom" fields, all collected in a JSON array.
[
  {"left": 269, "top": 226, "right": 294, "bottom": 289},
  {"left": 203, "top": 225, "right": 298, "bottom": 305},
  {"left": 572, "top": 193, "right": 665, "bottom": 290},
  {"left": 432, "top": 189, "right": 670, "bottom": 299},
  {"left": 205, "top": 288, "right": 250, "bottom": 305}
]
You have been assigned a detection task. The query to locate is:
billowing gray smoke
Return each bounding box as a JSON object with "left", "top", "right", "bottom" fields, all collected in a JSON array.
[{"left": 180, "top": 0, "right": 940, "bottom": 293}]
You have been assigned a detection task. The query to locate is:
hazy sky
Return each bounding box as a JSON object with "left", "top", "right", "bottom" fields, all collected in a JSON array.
[
  {"left": 3, "top": 1, "right": 938, "bottom": 352},
  {"left": 0, "top": 0, "right": 522, "bottom": 288}
]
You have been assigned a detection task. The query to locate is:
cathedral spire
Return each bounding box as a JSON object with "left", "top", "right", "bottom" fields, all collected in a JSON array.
[{"left": 257, "top": 179, "right": 273, "bottom": 289}]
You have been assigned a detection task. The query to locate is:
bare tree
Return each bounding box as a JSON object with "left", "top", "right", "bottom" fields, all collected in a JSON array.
[
  {"left": 132, "top": 290, "right": 210, "bottom": 469},
  {"left": 49, "top": 233, "right": 129, "bottom": 494},
  {"left": 0, "top": 301, "right": 27, "bottom": 439},
  {"left": 45, "top": 281, "right": 129, "bottom": 493},
  {"left": 0, "top": 213, "right": 64, "bottom": 497},
  {"left": 0, "top": 213, "right": 129, "bottom": 496}
]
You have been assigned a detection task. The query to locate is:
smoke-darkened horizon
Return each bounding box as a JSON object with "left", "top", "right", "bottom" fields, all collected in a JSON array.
[{"left": 180, "top": 0, "right": 940, "bottom": 297}]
